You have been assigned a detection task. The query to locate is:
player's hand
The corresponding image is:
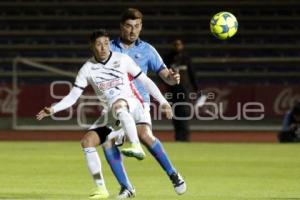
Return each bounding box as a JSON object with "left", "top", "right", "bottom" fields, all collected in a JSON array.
[
  {"left": 161, "top": 103, "right": 173, "bottom": 119},
  {"left": 169, "top": 68, "right": 180, "bottom": 85},
  {"left": 36, "top": 107, "right": 53, "bottom": 120}
]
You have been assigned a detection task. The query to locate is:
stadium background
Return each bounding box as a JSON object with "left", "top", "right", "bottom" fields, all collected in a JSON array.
[{"left": 1, "top": 0, "right": 300, "bottom": 142}]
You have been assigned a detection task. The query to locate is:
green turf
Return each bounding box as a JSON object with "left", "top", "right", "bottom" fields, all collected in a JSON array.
[{"left": 0, "top": 142, "right": 299, "bottom": 200}]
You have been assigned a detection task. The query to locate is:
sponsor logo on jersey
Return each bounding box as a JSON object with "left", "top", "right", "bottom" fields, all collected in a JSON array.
[
  {"left": 98, "top": 78, "right": 123, "bottom": 90},
  {"left": 91, "top": 66, "right": 100, "bottom": 70}
]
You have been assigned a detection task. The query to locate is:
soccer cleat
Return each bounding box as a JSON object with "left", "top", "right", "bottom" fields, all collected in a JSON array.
[
  {"left": 117, "top": 186, "right": 136, "bottom": 199},
  {"left": 88, "top": 185, "right": 109, "bottom": 199},
  {"left": 121, "top": 143, "right": 146, "bottom": 160},
  {"left": 169, "top": 172, "right": 187, "bottom": 195}
]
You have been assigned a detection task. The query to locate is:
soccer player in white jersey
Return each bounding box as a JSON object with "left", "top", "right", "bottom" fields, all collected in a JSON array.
[
  {"left": 36, "top": 29, "right": 173, "bottom": 199},
  {"left": 103, "top": 8, "right": 187, "bottom": 199}
]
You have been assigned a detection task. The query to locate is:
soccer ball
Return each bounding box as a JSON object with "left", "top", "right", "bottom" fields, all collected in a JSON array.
[{"left": 210, "top": 11, "right": 238, "bottom": 40}]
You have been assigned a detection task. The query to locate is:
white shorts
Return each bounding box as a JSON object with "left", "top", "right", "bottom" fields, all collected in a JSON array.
[
  {"left": 112, "top": 102, "right": 152, "bottom": 146},
  {"left": 88, "top": 98, "right": 150, "bottom": 144},
  {"left": 142, "top": 102, "right": 152, "bottom": 126}
]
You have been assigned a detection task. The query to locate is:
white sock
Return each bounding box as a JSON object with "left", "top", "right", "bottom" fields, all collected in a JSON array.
[
  {"left": 116, "top": 108, "right": 139, "bottom": 144},
  {"left": 83, "top": 147, "right": 105, "bottom": 186}
]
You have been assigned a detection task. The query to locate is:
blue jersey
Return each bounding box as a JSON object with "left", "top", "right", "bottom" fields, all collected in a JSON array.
[{"left": 110, "top": 38, "right": 166, "bottom": 103}]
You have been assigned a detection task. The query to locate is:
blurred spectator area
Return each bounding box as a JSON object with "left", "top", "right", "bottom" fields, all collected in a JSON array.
[
  {"left": 1, "top": 0, "right": 300, "bottom": 131},
  {"left": 0, "top": 0, "right": 300, "bottom": 83}
]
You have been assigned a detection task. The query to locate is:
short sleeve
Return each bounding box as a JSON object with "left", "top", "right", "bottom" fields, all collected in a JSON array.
[
  {"left": 74, "top": 64, "right": 89, "bottom": 89},
  {"left": 148, "top": 44, "right": 167, "bottom": 73}
]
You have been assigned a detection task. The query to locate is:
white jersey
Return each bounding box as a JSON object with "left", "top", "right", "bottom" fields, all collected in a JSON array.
[{"left": 75, "top": 51, "right": 142, "bottom": 108}]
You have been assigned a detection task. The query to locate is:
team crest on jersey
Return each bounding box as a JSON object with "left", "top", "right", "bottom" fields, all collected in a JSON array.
[
  {"left": 91, "top": 66, "right": 100, "bottom": 70},
  {"left": 112, "top": 61, "right": 120, "bottom": 68},
  {"left": 98, "top": 78, "right": 123, "bottom": 90},
  {"left": 135, "top": 53, "right": 141, "bottom": 59}
]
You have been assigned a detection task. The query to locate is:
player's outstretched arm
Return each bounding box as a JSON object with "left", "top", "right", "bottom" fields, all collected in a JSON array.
[
  {"left": 136, "top": 73, "right": 173, "bottom": 119},
  {"left": 159, "top": 68, "right": 180, "bottom": 85},
  {"left": 36, "top": 86, "right": 83, "bottom": 121}
]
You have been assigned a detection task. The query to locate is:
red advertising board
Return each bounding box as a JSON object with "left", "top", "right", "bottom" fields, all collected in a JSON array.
[{"left": 0, "top": 83, "right": 300, "bottom": 119}]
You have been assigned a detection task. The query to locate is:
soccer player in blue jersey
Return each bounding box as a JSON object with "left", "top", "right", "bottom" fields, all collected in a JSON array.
[{"left": 104, "top": 8, "right": 187, "bottom": 198}]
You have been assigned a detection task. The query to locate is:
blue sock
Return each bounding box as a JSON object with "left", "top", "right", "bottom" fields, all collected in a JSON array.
[
  {"left": 103, "top": 146, "right": 133, "bottom": 190},
  {"left": 147, "top": 139, "right": 176, "bottom": 176}
]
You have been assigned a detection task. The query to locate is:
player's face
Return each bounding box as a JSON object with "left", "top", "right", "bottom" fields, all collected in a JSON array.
[
  {"left": 174, "top": 39, "right": 184, "bottom": 52},
  {"left": 92, "top": 36, "right": 110, "bottom": 61},
  {"left": 120, "top": 19, "right": 142, "bottom": 44}
]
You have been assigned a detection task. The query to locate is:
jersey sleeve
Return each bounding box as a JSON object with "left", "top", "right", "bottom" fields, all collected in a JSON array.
[
  {"left": 148, "top": 44, "right": 167, "bottom": 73},
  {"left": 123, "top": 54, "right": 142, "bottom": 78},
  {"left": 135, "top": 73, "right": 168, "bottom": 105},
  {"left": 74, "top": 64, "right": 89, "bottom": 89},
  {"left": 51, "top": 86, "right": 83, "bottom": 114}
]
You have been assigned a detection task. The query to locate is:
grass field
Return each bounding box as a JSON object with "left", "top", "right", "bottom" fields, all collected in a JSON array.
[{"left": 0, "top": 142, "right": 299, "bottom": 200}]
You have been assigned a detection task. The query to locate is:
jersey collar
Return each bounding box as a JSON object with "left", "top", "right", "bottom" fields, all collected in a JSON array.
[
  {"left": 115, "top": 37, "right": 142, "bottom": 49},
  {"left": 94, "top": 51, "right": 112, "bottom": 65}
]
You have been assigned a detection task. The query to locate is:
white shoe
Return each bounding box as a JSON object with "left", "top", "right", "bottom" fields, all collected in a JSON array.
[
  {"left": 169, "top": 172, "right": 187, "bottom": 195},
  {"left": 117, "top": 186, "right": 135, "bottom": 199}
]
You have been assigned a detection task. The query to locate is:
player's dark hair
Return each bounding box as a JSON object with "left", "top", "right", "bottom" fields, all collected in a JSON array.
[
  {"left": 121, "top": 8, "right": 143, "bottom": 23},
  {"left": 90, "top": 29, "right": 109, "bottom": 43}
]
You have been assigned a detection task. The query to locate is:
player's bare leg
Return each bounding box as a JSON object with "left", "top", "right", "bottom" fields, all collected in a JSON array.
[
  {"left": 112, "top": 100, "right": 145, "bottom": 160},
  {"left": 137, "top": 124, "right": 187, "bottom": 195},
  {"left": 81, "top": 131, "right": 109, "bottom": 199}
]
